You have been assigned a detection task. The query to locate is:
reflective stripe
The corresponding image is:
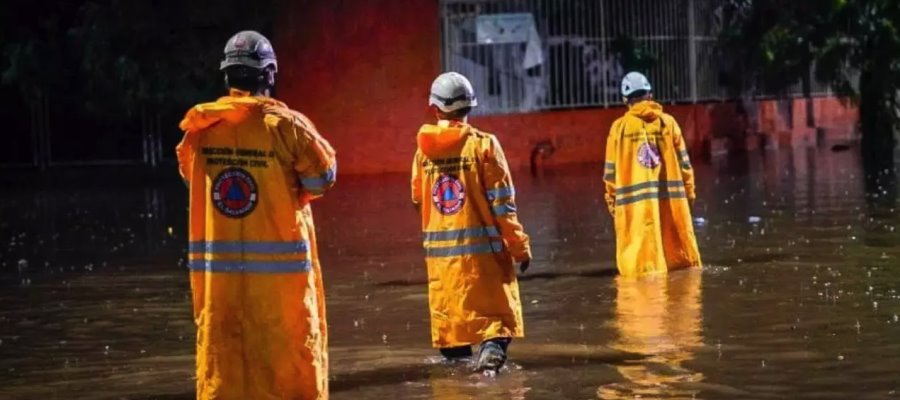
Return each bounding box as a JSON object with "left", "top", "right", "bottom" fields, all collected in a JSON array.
[
  {"left": 604, "top": 162, "right": 616, "bottom": 181},
  {"left": 678, "top": 150, "right": 692, "bottom": 170},
  {"left": 300, "top": 162, "right": 337, "bottom": 195},
  {"left": 486, "top": 187, "right": 515, "bottom": 201},
  {"left": 425, "top": 241, "right": 504, "bottom": 258},
  {"left": 616, "top": 190, "right": 688, "bottom": 206},
  {"left": 188, "top": 259, "right": 311, "bottom": 273},
  {"left": 188, "top": 240, "right": 309, "bottom": 254},
  {"left": 616, "top": 180, "right": 684, "bottom": 196},
  {"left": 423, "top": 226, "right": 500, "bottom": 242},
  {"left": 492, "top": 202, "right": 517, "bottom": 216}
]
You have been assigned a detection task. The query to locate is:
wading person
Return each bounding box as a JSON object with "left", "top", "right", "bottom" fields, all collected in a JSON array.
[
  {"left": 176, "top": 31, "right": 336, "bottom": 399},
  {"left": 603, "top": 72, "right": 702, "bottom": 279},
  {"left": 410, "top": 72, "right": 532, "bottom": 373}
]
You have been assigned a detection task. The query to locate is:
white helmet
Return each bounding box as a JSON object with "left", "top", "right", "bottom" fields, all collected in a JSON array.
[
  {"left": 621, "top": 71, "right": 652, "bottom": 97},
  {"left": 429, "top": 72, "right": 478, "bottom": 113}
]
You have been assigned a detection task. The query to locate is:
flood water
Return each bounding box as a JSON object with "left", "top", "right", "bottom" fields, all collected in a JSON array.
[{"left": 1, "top": 147, "right": 899, "bottom": 399}]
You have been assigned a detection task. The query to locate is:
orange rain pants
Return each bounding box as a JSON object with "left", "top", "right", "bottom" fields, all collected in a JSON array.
[
  {"left": 411, "top": 120, "right": 532, "bottom": 349},
  {"left": 177, "top": 90, "right": 336, "bottom": 400},
  {"left": 603, "top": 100, "right": 702, "bottom": 279}
]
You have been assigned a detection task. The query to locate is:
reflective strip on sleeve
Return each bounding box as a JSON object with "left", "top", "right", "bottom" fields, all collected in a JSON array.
[
  {"left": 424, "top": 241, "right": 504, "bottom": 258},
  {"left": 423, "top": 226, "right": 500, "bottom": 242},
  {"left": 188, "top": 240, "right": 309, "bottom": 254},
  {"left": 678, "top": 150, "right": 692, "bottom": 170},
  {"left": 300, "top": 162, "right": 338, "bottom": 195},
  {"left": 188, "top": 259, "right": 311, "bottom": 273},
  {"left": 491, "top": 201, "right": 517, "bottom": 216},
  {"left": 486, "top": 187, "right": 515, "bottom": 201},
  {"left": 604, "top": 162, "right": 616, "bottom": 181}
]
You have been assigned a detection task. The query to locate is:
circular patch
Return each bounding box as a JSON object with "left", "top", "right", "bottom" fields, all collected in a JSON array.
[
  {"left": 212, "top": 168, "right": 258, "bottom": 218},
  {"left": 637, "top": 142, "right": 661, "bottom": 169},
  {"left": 432, "top": 174, "right": 466, "bottom": 215}
]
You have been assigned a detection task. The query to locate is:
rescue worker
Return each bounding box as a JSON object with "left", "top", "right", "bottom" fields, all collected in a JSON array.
[
  {"left": 410, "top": 72, "right": 532, "bottom": 373},
  {"left": 176, "top": 30, "right": 336, "bottom": 399},
  {"left": 603, "top": 72, "right": 702, "bottom": 279}
]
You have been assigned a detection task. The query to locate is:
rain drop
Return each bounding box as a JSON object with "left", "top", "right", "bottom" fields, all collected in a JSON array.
[
  {"left": 837, "top": 354, "right": 844, "bottom": 361},
  {"left": 381, "top": 334, "right": 388, "bottom": 344}
]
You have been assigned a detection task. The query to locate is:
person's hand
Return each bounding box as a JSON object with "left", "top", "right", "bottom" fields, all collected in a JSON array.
[{"left": 519, "top": 259, "right": 531, "bottom": 273}]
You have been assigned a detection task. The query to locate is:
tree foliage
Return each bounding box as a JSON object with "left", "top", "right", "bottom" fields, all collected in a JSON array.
[
  {"left": 1, "top": 0, "right": 273, "bottom": 120},
  {"left": 719, "top": 0, "right": 900, "bottom": 155}
]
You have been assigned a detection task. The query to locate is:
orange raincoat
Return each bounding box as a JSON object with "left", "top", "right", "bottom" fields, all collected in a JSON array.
[
  {"left": 411, "top": 120, "right": 531, "bottom": 348},
  {"left": 177, "top": 90, "right": 336, "bottom": 400},
  {"left": 603, "top": 100, "right": 702, "bottom": 278}
]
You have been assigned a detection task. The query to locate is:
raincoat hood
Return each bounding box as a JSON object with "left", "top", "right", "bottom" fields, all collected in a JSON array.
[
  {"left": 416, "top": 120, "right": 471, "bottom": 158},
  {"left": 627, "top": 100, "right": 664, "bottom": 123},
  {"left": 179, "top": 90, "right": 286, "bottom": 134}
]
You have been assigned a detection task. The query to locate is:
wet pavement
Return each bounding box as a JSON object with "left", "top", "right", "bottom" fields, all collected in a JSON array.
[{"left": 1, "top": 147, "right": 899, "bottom": 399}]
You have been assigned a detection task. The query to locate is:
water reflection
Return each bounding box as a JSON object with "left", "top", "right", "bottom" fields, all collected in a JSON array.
[
  {"left": 428, "top": 368, "right": 531, "bottom": 400},
  {"left": 0, "top": 147, "right": 898, "bottom": 399},
  {"left": 598, "top": 269, "right": 703, "bottom": 399}
]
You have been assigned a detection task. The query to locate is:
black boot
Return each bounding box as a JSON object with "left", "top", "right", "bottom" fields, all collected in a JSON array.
[{"left": 476, "top": 338, "right": 510, "bottom": 372}]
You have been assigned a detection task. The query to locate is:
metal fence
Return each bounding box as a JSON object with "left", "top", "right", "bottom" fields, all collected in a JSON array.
[
  {"left": 0, "top": 93, "right": 175, "bottom": 170},
  {"left": 439, "top": 0, "right": 832, "bottom": 116}
]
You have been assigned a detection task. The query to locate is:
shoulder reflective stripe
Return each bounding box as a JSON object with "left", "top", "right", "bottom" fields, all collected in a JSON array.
[
  {"left": 188, "top": 241, "right": 309, "bottom": 254},
  {"left": 188, "top": 259, "right": 311, "bottom": 273},
  {"left": 616, "top": 180, "right": 685, "bottom": 196},
  {"left": 615, "top": 190, "right": 687, "bottom": 206},
  {"left": 491, "top": 201, "right": 517, "bottom": 216},
  {"left": 425, "top": 241, "right": 504, "bottom": 258},
  {"left": 604, "top": 173, "right": 615, "bottom": 181},
  {"left": 604, "top": 162, "right": 615, "bottom": 171},
  {"left": 423, "top": 226, "right": 500, "bottom": 242},
  {"left": 300, "top": 162, "right": 337, "bottom": 195},
  {"left": 486, "top": 187, "right": 515, "bottom": 201}
]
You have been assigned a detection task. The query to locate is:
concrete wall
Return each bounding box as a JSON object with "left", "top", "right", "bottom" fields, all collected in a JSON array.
[
  {"left": 275, "top": 0, "right": 859, "bottom": 175},
  {"left": 274, "top": 0, "right": 440, "bottom": 175}
]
